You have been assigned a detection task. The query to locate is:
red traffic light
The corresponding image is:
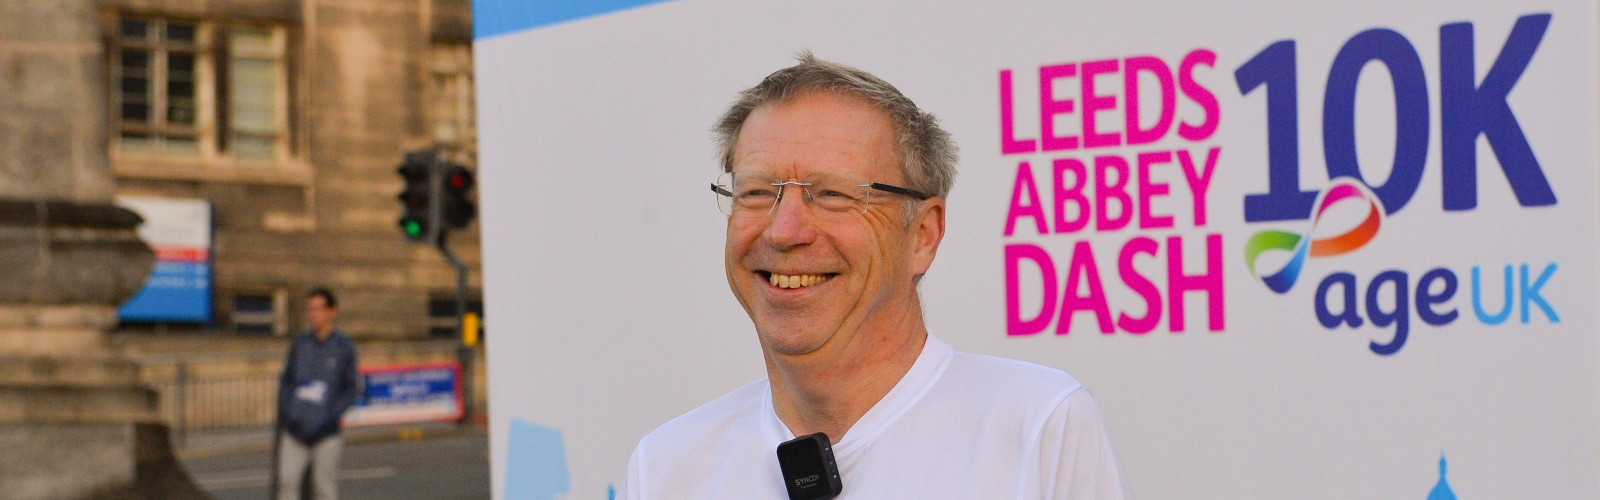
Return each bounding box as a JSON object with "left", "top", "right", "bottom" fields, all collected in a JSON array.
[{"left": 446, "top": 169, "right": 474, "bottom": 190}]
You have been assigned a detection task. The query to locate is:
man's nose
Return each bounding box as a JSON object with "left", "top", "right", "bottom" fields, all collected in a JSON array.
[{"left": 762, "top": 186, "right": 816, "bottom": 250}]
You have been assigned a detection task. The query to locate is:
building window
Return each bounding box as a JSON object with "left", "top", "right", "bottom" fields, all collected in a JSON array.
[
  {"left": 227, "top": 27, "right": 286, "bottom": 160},
  {"left": 113, "top": 16, "right": 290, "bottom": 162},
  {"left": 115, "top": 18, "right": 203, "bottom": 153},
  {"left": 232, "top": 290, "right": 288, "bottom": 335},
  {"left": 430, "top": 44, "right": 475, "bottom": 162}
]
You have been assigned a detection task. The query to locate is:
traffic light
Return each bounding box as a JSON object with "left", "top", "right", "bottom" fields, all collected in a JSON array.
[
  {"left": 397, "top": 151, "right": 436, "bottom": 241},
  {"left": 441, "top": 165, "right": 476, "bottom": 229}
]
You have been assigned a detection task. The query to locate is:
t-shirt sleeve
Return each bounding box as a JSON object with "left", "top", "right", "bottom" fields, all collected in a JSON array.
[
  {"left": 621, "top": 440, "right": 645, "bottom": 500},
  {"left": 1032, "top": 388, "right": 1131, "bottom": 500}
]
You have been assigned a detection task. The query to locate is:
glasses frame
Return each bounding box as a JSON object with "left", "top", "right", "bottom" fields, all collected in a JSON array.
[{"left": 711, "top": 174, "right": 932, "bottom": 217}]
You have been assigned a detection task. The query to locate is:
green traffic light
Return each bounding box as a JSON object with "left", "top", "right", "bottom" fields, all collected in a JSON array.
[{"left": 402, "top": 219, "right": 423, "bottom": 238}]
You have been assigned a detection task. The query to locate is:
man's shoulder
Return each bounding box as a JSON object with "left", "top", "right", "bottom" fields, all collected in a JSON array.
[
  {"left": 330, "top": 330, "right": 355, "bottom": 346},
  {"left": 286, "top": 332, "right": 314, "bottom": 354},
  {"left": 317, "top": 330, "right": 358, "bottom": 354},
  {"left": 286, "top": 331, "right": 356, "bottom": 357},
  {"left": 637, "top": 378, "right": 769, "bottom": 453},
  {"left": 938, "top": 349, "right": 1085, "bottom": 407},
  {"left": 628, "top": 379, "right": 782, "bottom": 497}
]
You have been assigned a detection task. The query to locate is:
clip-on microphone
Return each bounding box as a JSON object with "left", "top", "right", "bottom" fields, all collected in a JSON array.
[{"left": 776, "top": 433, "right": 843, "bottom": 499}]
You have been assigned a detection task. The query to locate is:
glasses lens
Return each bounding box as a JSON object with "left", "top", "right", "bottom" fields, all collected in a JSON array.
[
  {"left": 805, "top": 176, "right": 871, "bottom": 215},
  {"left": 729, "top": 173, "right": 780, "bottom": 216},
  {"left": 715, "top": 172, "right": 735, "bottom": 215}
]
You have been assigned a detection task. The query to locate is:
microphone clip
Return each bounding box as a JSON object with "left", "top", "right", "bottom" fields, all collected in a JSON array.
[{"left": 776, "top": 433, "right": 842, "bottom": 499}]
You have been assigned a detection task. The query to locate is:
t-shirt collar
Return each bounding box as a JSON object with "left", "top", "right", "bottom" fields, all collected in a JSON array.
[{"left": 761, "top": 334, "right": 954, "bottom": 455}]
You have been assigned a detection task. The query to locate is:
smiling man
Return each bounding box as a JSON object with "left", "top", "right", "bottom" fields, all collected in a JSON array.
[{"left": 621, "top": 54, "right": 1129, "bottom": 499}]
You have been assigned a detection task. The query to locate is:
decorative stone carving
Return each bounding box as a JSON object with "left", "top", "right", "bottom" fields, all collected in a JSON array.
[{"left": 0, "top": 199, "right": 153, "bottom": 306}]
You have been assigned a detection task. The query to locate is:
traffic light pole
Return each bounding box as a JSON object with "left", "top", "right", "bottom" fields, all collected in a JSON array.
[
  {"left": 402, "top": 151, "right": 475, "bottom": 426},
  {"left": 437, "top": 236, "right": 472, "bottom": 426},
  {"left": 426, "top": 155, "right": 473, "bottom": 426}
]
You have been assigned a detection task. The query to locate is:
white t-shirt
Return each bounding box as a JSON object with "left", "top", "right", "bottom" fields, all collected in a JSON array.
[{"left": 622, "top": 335, "right": 1130, "bottom": 499}]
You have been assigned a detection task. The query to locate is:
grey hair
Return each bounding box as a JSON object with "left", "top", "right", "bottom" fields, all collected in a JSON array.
[{"left": 713, "top": 52, "right": 958, "bottom": 200}]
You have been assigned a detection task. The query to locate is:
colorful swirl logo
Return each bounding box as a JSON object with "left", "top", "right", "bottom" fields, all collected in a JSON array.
[{"left": 1245, "top": 179, "right": 1385, "bottom": 294}]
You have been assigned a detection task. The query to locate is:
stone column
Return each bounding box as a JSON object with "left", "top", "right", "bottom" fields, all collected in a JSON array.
[{"left": 0, "top": 1, "right": 204, "bottom": 498}]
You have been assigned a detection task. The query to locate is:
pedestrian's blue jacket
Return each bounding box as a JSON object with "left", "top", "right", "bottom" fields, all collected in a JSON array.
[{"left": 278, "top": 329, "right": 361, "bottom": 445}]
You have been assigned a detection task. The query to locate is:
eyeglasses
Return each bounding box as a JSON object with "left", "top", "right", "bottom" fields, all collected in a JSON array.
[{"left": 711, "top": 172, "right": 931, "bottom": 218}]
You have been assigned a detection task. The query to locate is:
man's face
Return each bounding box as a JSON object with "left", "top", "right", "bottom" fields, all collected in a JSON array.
[
  {"left": 725, "top": 92, "right": 943, "bottom": 357},
  {"left": 306, "top": 296, "right": 336, "bottom": 333}
]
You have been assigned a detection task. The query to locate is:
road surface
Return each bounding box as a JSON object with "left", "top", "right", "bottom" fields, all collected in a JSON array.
[{"left": 182, "top": 433, "right": 490, "bottom": 500}]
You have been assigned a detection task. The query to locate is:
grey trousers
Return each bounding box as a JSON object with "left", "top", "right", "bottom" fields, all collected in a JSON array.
[{"left": 277, "top": 433, "right": 343, "bottom": 500}]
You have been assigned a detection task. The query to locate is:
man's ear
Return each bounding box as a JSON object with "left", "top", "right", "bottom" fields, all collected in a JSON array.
[{"left": 909, "top": 196, "right": 946, "bottom": 277}]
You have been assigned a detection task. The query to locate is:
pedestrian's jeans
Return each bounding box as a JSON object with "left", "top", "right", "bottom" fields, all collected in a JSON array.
[{"left": 278, "top": 432, "right": 343, "bottom": 500}]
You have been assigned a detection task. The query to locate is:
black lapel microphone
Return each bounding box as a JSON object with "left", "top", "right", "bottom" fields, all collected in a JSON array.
[{"left": 776, "top": 433, "right": 843, "bottom": 499}]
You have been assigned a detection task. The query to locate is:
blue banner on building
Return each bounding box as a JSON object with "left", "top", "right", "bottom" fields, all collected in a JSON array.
[{"left": 116, "top": 197, "right": 212, "bottom": 323}]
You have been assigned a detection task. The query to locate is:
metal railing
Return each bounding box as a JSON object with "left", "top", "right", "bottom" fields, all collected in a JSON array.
[
  {"left": 150, "top": 367, "right": 279, "bottom": 447},
  {"left": 132, "top": 340, "right": 472, "bottom": 448}
]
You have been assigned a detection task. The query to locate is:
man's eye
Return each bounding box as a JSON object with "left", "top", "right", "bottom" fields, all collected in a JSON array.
[
  {"left": 737, "top": 189, "right": 776, "bottom": 199},
  {"left": 816, "top": 190, "right": 852, "bottom": 199}
]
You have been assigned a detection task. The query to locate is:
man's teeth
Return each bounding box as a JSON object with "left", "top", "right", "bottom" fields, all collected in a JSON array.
[{"left": 769, "top": 273, "right": 831, "bottom": 289}]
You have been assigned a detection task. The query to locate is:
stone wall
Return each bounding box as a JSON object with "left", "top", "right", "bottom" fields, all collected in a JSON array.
[
  {"left": 0, "top": 424, "right": 134, "bottom": 498},
  {"left": 0, "top": 0, "right": 114, "bottom": 203}
]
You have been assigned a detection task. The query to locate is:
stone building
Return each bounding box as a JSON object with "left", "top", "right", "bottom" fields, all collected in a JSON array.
[
  {"left": 0, "top": 0, "right": 480, "bottom": 496},
  {"left": 104, "top": 0, "right": 481, "bottom": 339}
]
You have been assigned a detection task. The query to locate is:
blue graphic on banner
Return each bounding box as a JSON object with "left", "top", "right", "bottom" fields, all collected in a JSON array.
[
  {"left": 1428, "top": 455, "right": 1457, "bottom": 500},
  {"left": 474, "top": 0, "right": 675, "bottom": 39},
  {"left": 505, "top": 419, "right": 571, "bottom": 500},
  {"left": 118, "top": 260, "right": 211, "bottom": 322}
]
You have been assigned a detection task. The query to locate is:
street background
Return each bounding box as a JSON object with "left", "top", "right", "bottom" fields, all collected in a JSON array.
[{"left": 0, "top": 0, "right": 491, "bottom": 498}]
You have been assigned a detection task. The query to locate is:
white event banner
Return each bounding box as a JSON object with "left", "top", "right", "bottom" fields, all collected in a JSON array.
[{"left": 475, "top": 1, "right": 1600, "bottom": 498}]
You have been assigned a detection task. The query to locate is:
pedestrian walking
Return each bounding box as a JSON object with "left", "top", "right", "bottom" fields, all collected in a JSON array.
[{"left": 275, "top": 288, "right": 361, "bottom": 500}]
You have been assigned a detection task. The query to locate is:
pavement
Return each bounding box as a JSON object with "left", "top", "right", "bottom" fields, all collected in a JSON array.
[{"left": 178, "top": 424, "right": 489, "bottom": 500}]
